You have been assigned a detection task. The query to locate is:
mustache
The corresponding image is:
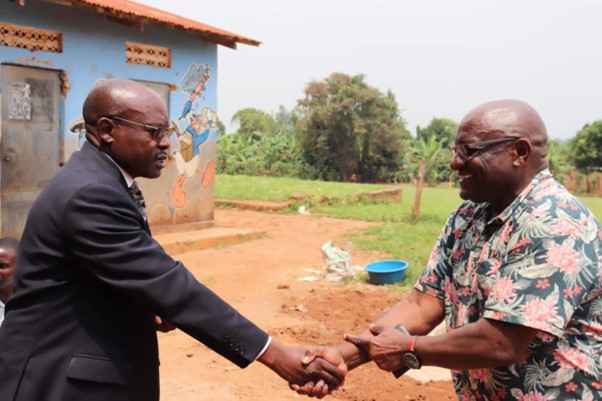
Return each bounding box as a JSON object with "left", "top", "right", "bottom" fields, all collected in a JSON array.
[{"left": 156, "top": 151, "right": 171, "bottom": 165}]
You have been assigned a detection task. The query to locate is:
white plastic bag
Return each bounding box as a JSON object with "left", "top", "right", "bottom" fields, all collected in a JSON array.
[{"left": 321, "top": 241, "right": 355, "bottom": 281}]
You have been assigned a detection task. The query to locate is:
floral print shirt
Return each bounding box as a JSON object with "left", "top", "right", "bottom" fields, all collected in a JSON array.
[{"left": 416, "top": 169, "right": 602, "bottom": 401}]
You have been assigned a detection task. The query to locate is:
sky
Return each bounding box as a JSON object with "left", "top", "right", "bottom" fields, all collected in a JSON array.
[{"left": 137, "top": 0, "right": 602, "bottom": 140}]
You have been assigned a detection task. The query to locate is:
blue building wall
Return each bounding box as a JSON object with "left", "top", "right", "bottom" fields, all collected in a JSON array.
[{"left": 1, "top": 0, "right": 221, "bottom": 229}]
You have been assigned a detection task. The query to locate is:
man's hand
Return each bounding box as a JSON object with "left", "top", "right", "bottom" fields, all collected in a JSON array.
[
  {"left": 290, "top": 346, "right": 348, "bottom": 398},
  {"left": 344, "top": 324, "right": 409, "bottom": 372},
  {"left": 155, "top": 316, "right": 176, "bottom": 333},
  {"left": 258, "top": 341, "right": 346, "bottom": 398}
]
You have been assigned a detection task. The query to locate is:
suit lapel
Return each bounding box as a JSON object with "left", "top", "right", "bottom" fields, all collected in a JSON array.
[{"left": 80, "top": 142, "right": 152, "bottom": 234}]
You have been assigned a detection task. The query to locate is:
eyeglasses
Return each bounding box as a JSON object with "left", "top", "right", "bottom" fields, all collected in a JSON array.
[
  {"left": 449, "top": 137, "right": 520, "bottom": 160},
  {"left": 108, "top": 116, "right": 169, "bottom": 143}
]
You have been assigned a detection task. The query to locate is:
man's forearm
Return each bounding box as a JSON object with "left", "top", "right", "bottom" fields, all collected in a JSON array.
[{"left": 334, "top": 341, "right": 370, "bottom": 371}]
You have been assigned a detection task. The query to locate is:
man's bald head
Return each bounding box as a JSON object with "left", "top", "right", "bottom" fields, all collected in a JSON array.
[
  {"left": 459, "top": 99, "right": 549, "bottom": 172},
  {"left": 83, "top": 79, "right": 161, "bottom": 127},
  {"left": 461, "top": 99, "right": 547, "bottom": 141}
]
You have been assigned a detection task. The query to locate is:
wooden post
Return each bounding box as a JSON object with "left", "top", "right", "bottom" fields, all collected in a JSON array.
[{"left": 413, "top": 159, "right": 426, "bottom": 218}]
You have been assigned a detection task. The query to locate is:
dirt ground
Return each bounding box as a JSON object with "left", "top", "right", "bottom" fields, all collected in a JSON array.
[{"left": 158, "top": 208, "right": 456, "bottom": 401}]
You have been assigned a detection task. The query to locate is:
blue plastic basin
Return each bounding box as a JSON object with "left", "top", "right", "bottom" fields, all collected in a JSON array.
[{"left": 365, "top": 260, "right": 409, "bottom": 285}]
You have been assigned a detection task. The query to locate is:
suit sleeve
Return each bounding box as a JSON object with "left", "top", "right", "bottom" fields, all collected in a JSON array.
[{"left": 63, "top": 183, "right": 269, "bottom": 367}]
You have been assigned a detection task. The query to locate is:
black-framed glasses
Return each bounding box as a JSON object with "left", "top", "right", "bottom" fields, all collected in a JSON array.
[
  {"left": 108, "top": 116, "right": 169, "bottom": 143},
  {"left": 449, "top": 137, "right": 520, "bottom": 160}
]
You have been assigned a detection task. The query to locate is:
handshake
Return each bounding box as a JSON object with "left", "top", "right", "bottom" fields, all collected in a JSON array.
[{"left": 259, "top": 323, "right": 416, "bottom": 398}]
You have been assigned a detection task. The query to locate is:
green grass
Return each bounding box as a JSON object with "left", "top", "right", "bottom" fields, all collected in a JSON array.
[
  {"left": 579, "top": 196, "right": 602, "bottom": 220},
  {"left": 214, "top": 174, "right": 392, "bottom": 202},
  {"left": 215, "top": 174, "right": 602, "bottom": 289},
  {"left": 315, "top": 185, "right": 461, "bottom": 222},
  {"left": 315, "top": 186, "right": 461, "bottom": 287}
]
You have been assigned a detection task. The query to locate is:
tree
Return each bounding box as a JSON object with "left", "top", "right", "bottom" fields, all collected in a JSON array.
[
  {"left": 546, "top": 138, "right": 571, "bottom": 176},
  {"left": 568, "top": 121, "right": 602, "bottom": 172},
  {"left": 403, "top": 135, "right": 451, "bottom": 185},
  {"left": 416, "top": 117, "right": 458, "bottom": 149},
  {"left": 274, "top": 105, "right": 293, "bottom": 127},
  {"left": 231, "top": 108, "right": 276, "bottom": 140},
  {"left": 296, "top": 73, "right": 411, "bottom": 182},
  {"left": 272, "top": 105, "right": 298, "bottom": 139},
  {"left": 414, "top": 117, "right": 457, "bottom": 183},
  {"left": 215, "top": 118, "right": 226, "bottom": 138},
  {"left": 218, "top": 106, "right": 309, "bottom": 177}
]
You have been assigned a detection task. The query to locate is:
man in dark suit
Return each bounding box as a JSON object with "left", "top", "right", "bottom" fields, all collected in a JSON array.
[{"left": 0, "top": 79, "right": 344, "bottom": 400}]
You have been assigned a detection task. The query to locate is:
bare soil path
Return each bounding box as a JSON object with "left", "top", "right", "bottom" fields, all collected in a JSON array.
[{"left": 159, "top": 208, "right": 456, "bottom": 401}]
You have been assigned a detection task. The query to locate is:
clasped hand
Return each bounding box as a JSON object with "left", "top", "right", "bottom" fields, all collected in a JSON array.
[
  {"left": 345, "top": 324, "right": 409, "bottom": 372},
  {"left": 261, "top": 341, "right": 347, "bottom": 399},
  {"left": 290, "top": 324, "right": 411, "bottom": 398},
  {"left": 289, "top": 346, "right": 347, "bottom": 398}
]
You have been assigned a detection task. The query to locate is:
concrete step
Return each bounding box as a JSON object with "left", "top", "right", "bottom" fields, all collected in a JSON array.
[{"left": 154, "top": 226, "right": 266, "bottom": 255}]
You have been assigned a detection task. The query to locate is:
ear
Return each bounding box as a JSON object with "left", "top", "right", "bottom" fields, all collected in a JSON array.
[
  {"left": 512, "top": 138, "right": 531, "bottom": 166},
  {"left": 96, "top": 117, "right": 115, "bottom": 145}
]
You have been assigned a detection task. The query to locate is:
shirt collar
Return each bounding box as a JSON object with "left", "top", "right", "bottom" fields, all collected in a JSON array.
[
  {"left": 102, "top": 153, "right": 135, "bottom": 188},
  {"left": 491, "top": 168, "right": 552, "bottom": 225}
]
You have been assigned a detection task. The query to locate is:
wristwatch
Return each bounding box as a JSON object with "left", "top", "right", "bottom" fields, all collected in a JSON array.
[
  {"left": 392, "top": 323, "right": 410, "bottom": 378},
  {"left": 402, "top": 335, "right": 422, "bottom": 369}
]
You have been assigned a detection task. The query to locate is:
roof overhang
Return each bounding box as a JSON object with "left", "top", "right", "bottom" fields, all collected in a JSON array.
[{"left": 28, "top": 0, "right": 261, "bottom": 49}]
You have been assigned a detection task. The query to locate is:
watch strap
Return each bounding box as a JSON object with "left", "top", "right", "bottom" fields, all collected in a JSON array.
[
  {"left": 403, "top": 336, "right": 422, "bottom": 370},
  {"left": 392, "top": 323, "right": 410, "bottom": 379},
  {"left": 408, "top": 335, "right": 418, "bottom": 352}
]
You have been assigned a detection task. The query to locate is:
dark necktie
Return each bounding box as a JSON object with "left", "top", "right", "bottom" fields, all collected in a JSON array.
[{"left": 128, "top": 180, "right": 147, "bottom": 220}]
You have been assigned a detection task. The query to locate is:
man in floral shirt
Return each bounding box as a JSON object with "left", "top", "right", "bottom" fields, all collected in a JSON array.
[
  {"left": 417, "top": 166, "right": 602, "bottom": 400},
  {"left": 294, "top": 99, "right": 602, "bottom": 400}
]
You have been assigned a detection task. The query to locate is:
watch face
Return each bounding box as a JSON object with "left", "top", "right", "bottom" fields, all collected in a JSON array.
[{"left": 403, "top": 352, "right": 421, "bottom": 369}]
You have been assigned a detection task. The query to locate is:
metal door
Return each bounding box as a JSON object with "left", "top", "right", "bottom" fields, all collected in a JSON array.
[{"left": 1, "top": 64, "right": 60, "bottom": 238}]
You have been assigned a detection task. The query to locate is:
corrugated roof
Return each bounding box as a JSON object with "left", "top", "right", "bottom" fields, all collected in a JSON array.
[{"left": 42, "top": 0, "right": 261, "bottom": 49}]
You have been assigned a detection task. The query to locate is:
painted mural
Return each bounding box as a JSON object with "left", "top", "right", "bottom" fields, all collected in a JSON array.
[
  {"left": 2, "top": 0, "right": 232, "bottom": 230},
  {"left": 69, "top": 117, "right": 86, "bottom": 150},
  {"left": 65, "top": 64, "right": 218, "bottom": 210},
  {"left": 170, "top": 63, "right": 217, "bottom": 208},
  {"left": 67, "top": 78, "right": 104, "bottom": 151}
]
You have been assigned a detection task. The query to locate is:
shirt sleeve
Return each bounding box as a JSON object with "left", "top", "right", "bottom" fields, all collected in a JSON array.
[
  {"left": 481, "top": 198, "right": 601, "bottom": 338},
  {"left": 254, "top": 336, "right": 272, "bottom": 361}
]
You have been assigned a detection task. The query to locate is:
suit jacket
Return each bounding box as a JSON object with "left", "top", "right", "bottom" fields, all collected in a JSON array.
[{"left": 0, "top": 142, "right": 269, "bottom": 401}]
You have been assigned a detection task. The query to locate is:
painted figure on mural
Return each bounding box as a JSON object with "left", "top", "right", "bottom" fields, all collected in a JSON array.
[
  {"left": 69, "top": 79, "right": 107, "bottom": 150},
  {"left": 69, "top": 117, "right": 87, "bottom": 150},
  {"left": 170, "top": 63, "right": 218, "bottom": 208}
]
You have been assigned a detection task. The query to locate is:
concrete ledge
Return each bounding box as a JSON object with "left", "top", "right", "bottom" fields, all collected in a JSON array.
[
  {"left": 155, "top": 226, "right": 267, "bottom": 255},
  {"left": 215, "top": 199, "right": 289, "bottom": 212},
  {"left": 356, "top": 187, "right": 402, "bottom": 203}
]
